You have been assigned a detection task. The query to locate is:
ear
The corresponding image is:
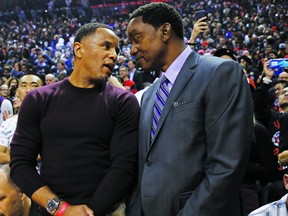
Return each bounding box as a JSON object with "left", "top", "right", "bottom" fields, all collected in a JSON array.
[
  {"left": 73, "top": 42, "right": 83, "bottom": 59},
  {"left": 283, "top": 174, "right": 288, "bottom": 190},
  {"left": 161, "top": 23, "right": 171, "bottom": 42},
  {"left": 14, "top": 185, "right": 26, "bottom": 200}
]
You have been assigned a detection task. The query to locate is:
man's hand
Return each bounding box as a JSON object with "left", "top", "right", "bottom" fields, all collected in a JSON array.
[
  {"left": 2, "top": 110, "right": 12, "bottom": 121},
  {"left": 263, "top": 60, "right": 274, "bottom": 79},
  {"left": 63, "top": 205, "right": 94, "bottom": 216},
  {"left": 189, "top": 17, "right": 209, "bottom": 43}
]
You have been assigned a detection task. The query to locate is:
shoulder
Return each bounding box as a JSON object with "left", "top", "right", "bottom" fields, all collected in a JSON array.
[
  {"left": 28, "top": 80, "right": 63, "bottom": 99},
  {"left": 106, "top": 83, "right": 138, "bottom": 104},
  {"left": 106, "top": 84, "right": 140, "bottom": 117}
]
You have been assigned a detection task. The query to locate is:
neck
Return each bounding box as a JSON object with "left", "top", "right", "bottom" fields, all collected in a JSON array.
[{"left": 162, "top": 39, "right": 186, "bottom": 72}]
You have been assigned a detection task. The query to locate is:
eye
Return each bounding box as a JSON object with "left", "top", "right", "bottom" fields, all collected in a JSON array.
[
  {"left": 104, "top": 42, "right": 111, "bottom": 50},
  {"left": 133, "top": 34, "right": 141, "bottom": 42}
]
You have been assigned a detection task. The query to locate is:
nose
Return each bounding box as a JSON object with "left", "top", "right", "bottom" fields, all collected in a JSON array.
[
  {"left": 130, "top": 45, "right": 138, "bottom": 56},
  {"left": 110, "top": 48, "right": 118, "bottom": 62},
  {"left": 25, "top": 86, "right": 32, "bottom": 93}
]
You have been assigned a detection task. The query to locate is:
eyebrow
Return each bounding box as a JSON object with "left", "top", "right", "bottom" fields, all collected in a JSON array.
[{"left": 127, "top": 29, "right": 139, "bottom": 38}]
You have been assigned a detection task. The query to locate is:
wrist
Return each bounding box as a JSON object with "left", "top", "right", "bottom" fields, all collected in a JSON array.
[
  {"left": 262, "top": 77, "right": 272, "bottom": 84},
  {"left": 54, "top": 202, "right": 70, "bottom": 216}
]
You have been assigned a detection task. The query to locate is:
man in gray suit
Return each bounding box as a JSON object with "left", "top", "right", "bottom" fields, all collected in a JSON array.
[{"left": 126, "top": 2, "right": 253, "bottom": 216}]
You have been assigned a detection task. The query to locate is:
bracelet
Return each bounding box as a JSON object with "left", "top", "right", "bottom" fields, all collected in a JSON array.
[
  {"left": 186, "top": 42, "right": 197, "bottom": 46},
  {"left": 55, "top": 202, "right": 70, "bottom": 216}
]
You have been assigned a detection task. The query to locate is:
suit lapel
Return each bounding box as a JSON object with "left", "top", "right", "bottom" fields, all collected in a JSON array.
[{"left": 149, "top": 52, "right": 199, "bottom": 149}]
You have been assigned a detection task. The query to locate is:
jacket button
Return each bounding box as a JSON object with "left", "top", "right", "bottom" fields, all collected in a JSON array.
[{"left": 146, "top": 160, "right": 152, "bottom": 166}]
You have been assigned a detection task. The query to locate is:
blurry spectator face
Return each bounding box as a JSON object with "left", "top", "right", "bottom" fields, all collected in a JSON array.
[
  {"left": 275, "top": 83, "right": 286, "bottom": 98},
  {"left": 278, "top": 72, "right": 288, "bottom": 81},
  {"left": 219, "top": 37, "right": 226, "bottom": 45},
  {"left": 21, "top": 64, "right": 28, "bottom": 73},
  {"left": 13, "top": 90, "right": 22, "bottom": 109},
  {"left": 3, "top": 69, "right": 11, "bottom": 79},
  {"left": 18, "top": 75, "right": 43, "bottom": 100},
  {"left": 119, "top": 67, "right": 128, "bottom": 78},
  {"left": 14, "top": 62, "right": 20, "bottom": 71},
  {"left": 0, "top": 171, "right": 24, "bottom": 216},
  {"left": 240, "top": 59, "right": 247, "bottom": 68},
  {"left": 56, "top": 62, "right": 65, "bottom": 71},
  {"left": 279, "top": 87, "right": 288, "bottom": 109},
  {"left": 0, "top": 85, "right": 9, "bottom": 97},
  {"left": 37, "top": 55, "right": 45, "bottom": 64},
  {"left": 269, "top": 52, "right": 277, "bottom": 59},
  {"left": 45, "top": 74, "right": 55, "bottom": 85},
  {"left": 10, "top": 79, "right": 18, "bottom": 88},
  {"left": 127, "top": 61, "right": 135, "bottom": 70}
]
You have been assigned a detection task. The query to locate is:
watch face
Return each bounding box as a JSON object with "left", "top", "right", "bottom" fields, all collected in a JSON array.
[{"left": 47, "top": 199, "right": 59, "bottom": 212}]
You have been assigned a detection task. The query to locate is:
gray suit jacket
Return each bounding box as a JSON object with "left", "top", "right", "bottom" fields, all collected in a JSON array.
[{"left": 127, "top": 51, "right": 253, "bottom": 216}]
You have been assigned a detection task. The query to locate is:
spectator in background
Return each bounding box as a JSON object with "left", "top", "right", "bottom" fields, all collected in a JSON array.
[
  {"left": 33, "top": 54, "right": 51, "bottom": 82},
  {"left": 45, "top": 74, "right": 55, "bottom": 85},
  {"left": 119, "top": 65, "right": 137, "bottom": 94},
  {"left": 278, "top": 72, "right": 288, "bottom": 82},
  {"left": 54, "top": 60, "right": 67, "bottom": 79},
  {"left": 113, "top": 55, "right": 127, "bottom": 76},
  {"left": 238, "top": 55, "right": 257, "bottom": 90},
  {"left": 7, "top": 77, "right": 19, "bottom": 100},
  {"left": 0, "top": 164, "right": 38, "bottom": 216},
  {"left": 0, "top": 84, "right": 13, "bottom": 125},
  {"left": 128, "top": 59, "right": 142, "bottom": 91},
  {"left": 3, "top": 65, "right": 12, "bottom": 84},
  {"left": 0, "top": 74, "right": 43, "bottom": 165},
  {"left": 248, "top": 172, "right": 288, "bottom": 216},
  {"left": 278, "top": 43, "right": 287, "bottom": 58}
]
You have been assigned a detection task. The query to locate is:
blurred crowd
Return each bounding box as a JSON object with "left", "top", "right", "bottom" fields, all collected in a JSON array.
[
  {"left": 0, "top": 0, "right": 287, "bottom": 215},
  {"left": 0, "top": 0, "right": 286, "bottom": 88}
]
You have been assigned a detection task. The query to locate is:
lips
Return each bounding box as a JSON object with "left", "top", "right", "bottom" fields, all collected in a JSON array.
[{"left": 104, "top": 63, "right": 115, "bottom": 72}]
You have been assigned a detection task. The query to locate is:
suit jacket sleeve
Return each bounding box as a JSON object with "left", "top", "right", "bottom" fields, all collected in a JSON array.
[{"left": 179, "top": 60, "right": 253, "bottom": 216}]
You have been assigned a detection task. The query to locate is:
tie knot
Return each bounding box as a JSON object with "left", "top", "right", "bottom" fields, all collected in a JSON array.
[{"left": 161, "top": 76, "right": 169, "bottom": 85}]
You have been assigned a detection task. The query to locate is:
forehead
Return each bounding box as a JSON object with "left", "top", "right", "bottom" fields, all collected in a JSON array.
[
  {"left": 279, "top": 73, "right": 288, "bottom": 77},
  {"left": 127, "top": 17, "right": 155, "bottom": 37},
  {"left": 82, "top": 27, "right": 119, "bottom": 44},
  {"left": 19, "top": 75, "right": 41, "bottom": 85}
]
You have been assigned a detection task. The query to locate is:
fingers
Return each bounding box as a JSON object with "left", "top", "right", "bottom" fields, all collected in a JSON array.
[{"left": 84, "top": 205, "right": 94, "bottom": 216}]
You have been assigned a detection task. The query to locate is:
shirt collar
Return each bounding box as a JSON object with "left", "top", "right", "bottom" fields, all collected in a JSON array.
[{"left": 162, "top": 46, "right": 192, "bottom": 85}]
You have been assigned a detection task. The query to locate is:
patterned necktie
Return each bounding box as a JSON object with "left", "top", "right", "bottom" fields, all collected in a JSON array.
[{"left": 151, "top": 76, "right": 170, "bottom": 141}]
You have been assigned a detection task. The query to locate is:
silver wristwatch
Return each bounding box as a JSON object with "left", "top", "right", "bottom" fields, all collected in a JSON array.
[{"left": 46, "top": 198, "right": 62, "bottom": 215}]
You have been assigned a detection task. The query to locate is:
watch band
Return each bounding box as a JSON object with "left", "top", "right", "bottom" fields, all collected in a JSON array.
[{"left": 55, "top": 202, "right": 70, "bottom": 216}]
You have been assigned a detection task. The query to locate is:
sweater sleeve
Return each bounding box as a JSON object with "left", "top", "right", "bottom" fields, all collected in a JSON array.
[
  {"left": 88, "top": 91, "right": 140, "bottom": 215},
  {"left": 10, "top": 90, "right": 47, "bottom": 197}
]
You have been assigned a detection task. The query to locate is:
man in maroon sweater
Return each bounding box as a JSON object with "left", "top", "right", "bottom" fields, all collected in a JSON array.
[{"left": 10, "top": 23, "right": 139, "bottom": 216}]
